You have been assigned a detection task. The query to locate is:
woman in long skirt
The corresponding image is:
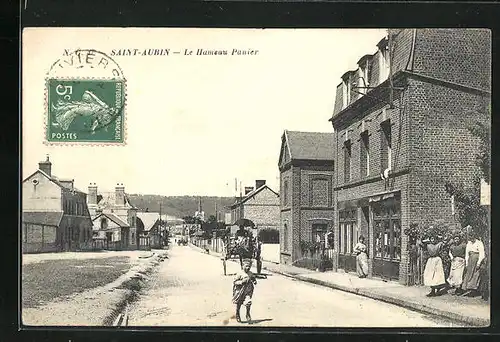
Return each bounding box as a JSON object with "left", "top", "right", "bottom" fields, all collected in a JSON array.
[
  {"left": 421, "top": 235, "right": 446, "bottom": 297},
  {"left": 232, "top": 259, "right": 257, "bottom": 322},
  {"left": 478, "top": 256, "right": 489, "bottom": 301},
  {"left": 447, "top": 235, "right": 466, "bottom": 295},
  {"left": 461, "top": 232, "right": 485, "bottom": 297},
  {"left": 354, "top": 236, "right": 369, "bottom": 278}
]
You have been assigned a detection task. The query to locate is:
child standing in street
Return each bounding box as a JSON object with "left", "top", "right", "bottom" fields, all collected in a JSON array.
[{"left": 232, "top": 259, "right": 257, "bottom": 323}]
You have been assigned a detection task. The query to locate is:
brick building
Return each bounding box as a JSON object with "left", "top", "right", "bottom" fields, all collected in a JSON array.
[
  {"left": 330, "top": 29, "right": 491, "bottom": 284},
  {"left": 87, "top": 183, "right": 138, "bottom": 250},
  {"left": 228, "top": 180, "right": 280, "bottom": 237},
  {"left": 22, "top": 156, "right": 93, "bottom": 253},
  {"left": 278, "top": 130, "right": 335, "bottom": 265}
]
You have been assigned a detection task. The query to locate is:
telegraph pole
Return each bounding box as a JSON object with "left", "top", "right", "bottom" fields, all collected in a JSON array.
[{"left": 159, "top": 201, "right": 163, "bottom": 247}]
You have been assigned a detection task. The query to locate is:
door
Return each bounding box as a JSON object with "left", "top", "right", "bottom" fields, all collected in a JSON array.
[
  {"left": 372, "top": 197, "right": 401, "bottom": 280},
  {"left": 338, "top": 208, "right": 357, "bottom": 273},
  {"left": 106, "top": 232, "right": 112, "bottom": 249}
]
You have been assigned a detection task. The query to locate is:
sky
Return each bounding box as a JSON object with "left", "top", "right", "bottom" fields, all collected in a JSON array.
[{"left": 23, "top": 28, "right": 387, "bottom": 197}]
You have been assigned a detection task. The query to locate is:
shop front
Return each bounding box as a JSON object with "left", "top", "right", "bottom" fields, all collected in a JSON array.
[
  {"left": 336, "top": 191, "right": 402, "bottom": 282},
  {"left": 370, "top": 192, "right": 401, "bottom": 281}
]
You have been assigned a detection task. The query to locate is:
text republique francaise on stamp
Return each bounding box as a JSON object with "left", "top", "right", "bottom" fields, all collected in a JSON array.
[{"left": 45, "top": 49, "right": 126, "bottom": 144}]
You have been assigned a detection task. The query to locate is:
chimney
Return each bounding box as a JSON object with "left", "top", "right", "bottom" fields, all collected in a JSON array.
[
  {"left": 88, "top": 183, "right": 98, "bottom": 205},
  {"left": 255, "top": 180, "right": 266, "bottom": 189},
  {"left": 244, "top": 187, "right": 254, "bottom": 195},
  {"left": 39, "top": 155, "right": 52, "bottom": 176},
  {"left": 115, "top": 183, "right": 125, "bottom": 205}
]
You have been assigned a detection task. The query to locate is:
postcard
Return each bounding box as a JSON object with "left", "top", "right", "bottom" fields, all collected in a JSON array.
[{"left": 21, "top": 27, "right": 491, "bottom": 328}]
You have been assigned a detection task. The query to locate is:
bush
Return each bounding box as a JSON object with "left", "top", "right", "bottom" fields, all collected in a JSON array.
[{"left": 258, "top": 228, "right": 279, "bottom": 243}]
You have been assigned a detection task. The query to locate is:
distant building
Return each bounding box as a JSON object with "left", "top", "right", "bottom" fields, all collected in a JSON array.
[
  {"left": 278, "top": 130, "right": 335, "bottom": 265},
  {"left": 136, "top": 212, "right": 163, "bottom": 249},
  {"left": 228, "top": 180, "right": 280, "bottom": 237},
  {"left": 330, "top": 29, "right": 490, "bottom": 284},
  {"left": 87, "top": 183, "right": 138, "bottom": 250},
  {"left": 22, "top": 156, "right": 93, "bottom": 253}
]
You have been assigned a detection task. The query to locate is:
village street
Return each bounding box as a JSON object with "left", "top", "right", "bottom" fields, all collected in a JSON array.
[{"left": 127, "top": 245, "right": 463, "bottom": 327}]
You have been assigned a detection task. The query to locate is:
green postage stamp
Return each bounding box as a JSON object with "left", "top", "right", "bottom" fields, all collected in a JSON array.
[
  {"left": 45, "top": 49, "right": 126, "bottom": 144},
  {"left": 47, "top": 79, "right": 125, "bottom": 143}
]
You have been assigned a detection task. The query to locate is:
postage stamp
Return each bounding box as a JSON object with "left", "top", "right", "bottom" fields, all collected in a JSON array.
[
  {"left": 46, "top": 79, "right": 124, "bottom": 142},
  {"left": 45, "top": 49, "right": 126, "bottom": 144}
]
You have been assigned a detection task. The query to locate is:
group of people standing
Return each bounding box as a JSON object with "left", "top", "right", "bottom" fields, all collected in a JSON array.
[
  {"left": 352, "top": 229, "right": 489, "bottom": 301},
  {"left": 421, "top": 228, "right": 488, "bottom": 299}
]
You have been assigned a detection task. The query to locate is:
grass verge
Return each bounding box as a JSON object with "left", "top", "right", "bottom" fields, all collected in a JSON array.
[{"left": 22, "top": 256, "right": 131, "bottom": 308}]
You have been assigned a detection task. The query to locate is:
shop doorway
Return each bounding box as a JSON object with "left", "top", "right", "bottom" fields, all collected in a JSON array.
[
  {"left": 371, "top": 196, "right": 401, "bottom": 281},
  {"left": 338, "top": 208, "right": 357, "bottom": 273}
]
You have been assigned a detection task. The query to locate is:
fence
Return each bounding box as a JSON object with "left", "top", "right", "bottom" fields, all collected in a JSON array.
[{"left": 294, "top": 247, "right": 335, "bottom": 271}]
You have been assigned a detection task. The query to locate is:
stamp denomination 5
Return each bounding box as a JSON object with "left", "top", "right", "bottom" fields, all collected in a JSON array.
[{"left": 45, "top": 49, "right": 126, "bottom": 145}]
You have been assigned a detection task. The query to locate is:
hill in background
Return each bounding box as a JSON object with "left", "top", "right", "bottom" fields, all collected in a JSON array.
[{"left": 127, "top": 194, "right": 236, "bottom": 219}]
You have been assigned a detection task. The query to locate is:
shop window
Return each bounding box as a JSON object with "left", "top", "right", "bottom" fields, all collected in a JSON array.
[{"left": 372, "top": 198, "right": 401, "bottom": 262}]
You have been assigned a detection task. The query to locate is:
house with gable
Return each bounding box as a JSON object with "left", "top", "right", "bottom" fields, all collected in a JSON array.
[
  {"left": 228, "top": 180, "right": 280, "bottom": 237},
  {"left": 136, "top": 212, "right": 164, "bottom": 249},
  {"left": 22, "top": 155, "right": 93, "bottom": 253},
  {"left": 278, "top": 130, "right": 335, "bottom": 266},
  {"left": 87, "top": 183, "right": 138, "bottom": 250}
]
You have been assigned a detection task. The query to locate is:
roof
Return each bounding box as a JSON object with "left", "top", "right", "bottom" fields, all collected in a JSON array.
[
  {"left": 230, "top": 184, "right": 279, "bottom": 208},
  {"left": 284, "top": 130, "right": 335, "bottom": 161},
  {"left": 22, "top": 211, "right": 64, "bottom": 227},
  {"left": 23, "top": 170, "right": 86, "bottom": 194},
  {"left": 92, "top": 212, "right": 129, "bottom": 228},
  {"left": 160, "top": 214, "right": 183, "bottom": 223},
  {"left": 136, "top": 212, "right": 161, "bottom": 232},
  {"left": 97, "top": 191, "right": 137, "bottom": 209}
]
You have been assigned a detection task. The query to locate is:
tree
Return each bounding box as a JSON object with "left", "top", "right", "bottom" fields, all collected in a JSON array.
[
  {"left": 444, "top": 104, "right": 490, "bottom": 245},
  {"left": 207, "top": 215, "right": 217, "bottom": 224}
]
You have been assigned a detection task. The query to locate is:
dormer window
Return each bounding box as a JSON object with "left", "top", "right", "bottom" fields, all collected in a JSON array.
[
  {"left": 378, "top": 38, "right": 390, "bottom": 84},
  {"left": 357, "top": 55, "right": 372, "bottom": 96},
  {"left": 342, "top": 73, "right": 352, "bottom": 109}
]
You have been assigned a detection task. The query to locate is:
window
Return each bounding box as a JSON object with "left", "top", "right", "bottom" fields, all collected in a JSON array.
[
  {"left": 379, "top": 44, "right": 390, "bottom": 83},
  {"left": 359, "top": 63, "right": 371, "bottom": 94},
  {"left": 360, "top": 131, "right": 370, "bottom": 177},
  {"left": 283, "top": 223, "right": 289, "bottom": 251},
  {"left": 283, "top": 180, "right": 289, "bottom": 206},
  {"left": 342, "top": 77, "right": 351, "bottom": 109},
  {"left": 312, "top": 224, "right": 328, "bottom": 243},
  {"left": 380, "top": 120, "right": 392, "bottom": 172},
  {"left": 339, "top": 209, "right": 357, "bottom": 255},
  {"left": 344, "top": 140, "right": 352, "bottom": 183},
  {"left": 101, "top": 218, "right": 108, "bottom": 230},
  {"left": 373, "top": 198, "right": 401, "bottom": 261}
]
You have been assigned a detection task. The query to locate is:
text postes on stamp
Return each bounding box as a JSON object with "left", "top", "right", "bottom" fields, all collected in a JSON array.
[
  {"left": 47, "top": 79, "right": 124, "bottom": 143},
  {"left": 45, "top": 49, "right": 126, "bottom": 144}
]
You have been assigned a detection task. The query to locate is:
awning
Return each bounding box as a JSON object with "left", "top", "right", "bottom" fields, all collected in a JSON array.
[
  {"left": 368, "top": 190, "right": 400, "bottom": 203},
  {"left": 337, "top": 190, "right": 401, "bottom": 209}
]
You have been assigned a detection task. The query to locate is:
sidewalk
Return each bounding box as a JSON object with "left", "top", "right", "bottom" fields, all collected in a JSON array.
[{"left": 189, "top": 243, "right": 489, "bottom": 327}]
